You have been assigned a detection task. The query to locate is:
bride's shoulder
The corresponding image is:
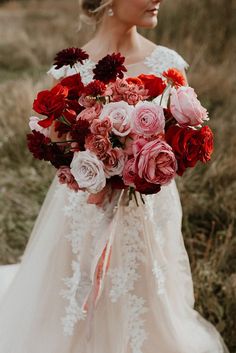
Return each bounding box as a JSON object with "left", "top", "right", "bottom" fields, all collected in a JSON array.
[{"left": 144, "top": 44, "right": 189, "bottom": 74}]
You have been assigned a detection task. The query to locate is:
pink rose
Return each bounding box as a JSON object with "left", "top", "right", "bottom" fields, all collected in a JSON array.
[
  {"left": 70, "top": 151, "right": 106, "bottom": 193},
  {"left": 29, "top": 116, "right": 50, "bottom": 137},
  {"left": 103, "top": 147, "right": 126, "bottom": 178},
  {"left": 85, "top": 133, "right": 112, "bottom": 160},
  {"left": 136, "top": 139, "right": 177, "bottom": 185},
  {"left": 131, "top": 101, "right": 165, "bottom": 137},
  {"left": 170, "top": 86, "right": 209, "bottom": 126},
  {"left": 122, "top": 158, "right": 136, "bottom": 186},
  {"left": 90, "top": 116, "right": 112, "bottom": 135},
  {"left": 57, "top": 166, "right": 80, "bottom": 192},
  {"left": 76, "top": 103, "right": 102, "bottom": 123},
  {"left": 99, "top": 101, "right": 133, "bottom": 137}
]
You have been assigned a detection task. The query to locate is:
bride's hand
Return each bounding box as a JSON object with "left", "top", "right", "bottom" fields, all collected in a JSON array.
[{"left": 86, "top": 184, "right": 113, "bottom": 207}]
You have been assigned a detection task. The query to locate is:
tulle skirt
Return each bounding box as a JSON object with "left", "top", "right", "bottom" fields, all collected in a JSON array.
[{"left": 0, "top": 175, "right": 230, "bottom": 353}]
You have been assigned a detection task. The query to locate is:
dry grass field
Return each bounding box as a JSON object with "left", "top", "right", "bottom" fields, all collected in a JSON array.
[{"left": 0, "top": 0, "right": 235, "bottom": 350}]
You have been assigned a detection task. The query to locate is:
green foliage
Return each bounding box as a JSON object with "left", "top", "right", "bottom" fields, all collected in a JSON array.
[{"left": 0, "top": 0, "right": 235, "bottom": 350}]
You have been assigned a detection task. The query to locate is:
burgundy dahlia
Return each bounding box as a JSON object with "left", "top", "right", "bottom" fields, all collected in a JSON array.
[
  {"left": 93, "top": 53, "right": 127, "bottom": 84},
  {"left": 53, "top": 47, "right": 89, "bottom": 69},
  {"left": 27, "top": 130, "right": 51, "bottom": 160},
  {"left": 27, "top": 130, "right": 73, "bottom": 168}
]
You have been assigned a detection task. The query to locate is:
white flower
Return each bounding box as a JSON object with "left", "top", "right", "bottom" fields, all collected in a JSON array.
[
  {"left": 70, "top": 151, "right": 106, "bottom": 194},
  {"left": 99, "top": 101, "right": 134, "bottom": 137},
  {"left": 29, "top": 116, "right": 50, "bottom": 137}
]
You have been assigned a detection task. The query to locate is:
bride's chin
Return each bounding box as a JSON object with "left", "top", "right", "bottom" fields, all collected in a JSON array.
[{"left": 139, "top": 18, "right": 158, "bottom": 29}]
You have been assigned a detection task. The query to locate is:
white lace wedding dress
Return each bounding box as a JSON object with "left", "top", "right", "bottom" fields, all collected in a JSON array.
[{"left": 0, "top": 45, "right": 230, "bottom": 353}]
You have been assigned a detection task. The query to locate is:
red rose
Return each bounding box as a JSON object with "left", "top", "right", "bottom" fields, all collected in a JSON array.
[
  {"left": 60, "top": 73, "right": 84, "bottom": 99},
  {"left": 197, "top": 126, "right": 214, "bottom": 163},
  {"left": 138, "top": 74, "right": 166, "bottom": 98},
  {"left": 34, "top": 84, "right": 68, "bottom": 128},
  {"left": 165, "top": 125, "right": 214, "bottom": 175}
]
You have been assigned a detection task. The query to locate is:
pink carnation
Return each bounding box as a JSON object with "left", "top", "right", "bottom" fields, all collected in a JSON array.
[
  {"left": 90, "top": 116, "right": 112, "bottom": 135},
  {"left": 110, "top": 78, "right": 148, "bottom": 105},
  {"left": 57, "top": 166, "right": 80, "bottom": 192},
  {"left": 85, "top": 133, "right": 112, "bottom": 160},
  {"left": 135, "top": 139, "right": 177, "bottom": 185}
]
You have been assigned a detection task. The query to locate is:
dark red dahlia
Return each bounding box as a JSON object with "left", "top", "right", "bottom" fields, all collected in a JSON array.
[
  {"left": 44, "top": 144, "right": 73, "bottom": 169},
  {"left": 27, "top": 130, "right": 73, "bottom": 168},
  {"left": 53, "top": 47, "right": 89, "bottom": 69},
  {"left": 70, "top": 118, "right": 91, "bottom": 150},
  {"left": 93, "top": 53, "right": 127, "bottom": 84},
  {"left": 84, "top": 80, "right": 107, "bottom": 96},
  {"left": 27, "top": 130, "right": 51, "bottom": 160}
]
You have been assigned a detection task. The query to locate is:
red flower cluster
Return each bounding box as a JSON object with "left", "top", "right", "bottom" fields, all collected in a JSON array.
[
  {"left": 166, "top": 125, "right": 214, "bottom": 175},
  {"left": 27, "top": 46, "right": 214, "bottom": 206}
]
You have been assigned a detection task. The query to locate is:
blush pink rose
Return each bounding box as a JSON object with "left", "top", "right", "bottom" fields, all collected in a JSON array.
[
  {"left": 90, "top": 116, "right": 112, "bottom": 135},
  {"left": 103, "top": 147, "right": 126, "bottom": 178},
  {"left": 57, "top": 166, "right": 80, "bottom": 192},
  {"left": 170, "top": 86, "right": 209, "bottom": 126},
  {"left": 70, "top": 151, "right": 106, "bottom": 193},
  {"left": 136, "top": 139, "right": 177, "bottom": 185},
  {"left": 99, "top": 101, "right": 134, "bottom": 137},
  {"left": 85, "top": 133, "right": 112, "bottom": 160},
  {"left": 122, "top": 158, "right": 136, "bottom": 186},
  {"left": 76, "top": 103, "right": 102, "bottom": 123},
  {"left": 131, "top": 101, "right": 165, "bottom": 137},
  {"left": 29, "top": 116, "right": 50, "bottom": 137}
]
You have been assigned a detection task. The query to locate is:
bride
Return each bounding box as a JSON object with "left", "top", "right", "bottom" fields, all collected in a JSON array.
[{"left": 0, "top": 0, "right": 230, "bottom": 352}]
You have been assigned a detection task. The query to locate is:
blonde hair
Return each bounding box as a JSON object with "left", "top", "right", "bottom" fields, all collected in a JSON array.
[{"left": 78, "top": 0, "right": 113, "bottom": 26}]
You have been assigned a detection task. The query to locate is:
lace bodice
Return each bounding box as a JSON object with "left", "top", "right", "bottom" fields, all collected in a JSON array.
[{"left": 47, "top": 44, "right": 189, "bottom": 84}]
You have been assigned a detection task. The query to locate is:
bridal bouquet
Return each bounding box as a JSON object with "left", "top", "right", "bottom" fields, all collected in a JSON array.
[{"left": 27, "top": 47, "right": 213, "bottom": 206}]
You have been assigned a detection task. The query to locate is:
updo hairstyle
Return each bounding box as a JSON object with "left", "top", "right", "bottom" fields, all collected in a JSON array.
[{"left": 79, "top": 0, "right": 113, "bottom": 25}]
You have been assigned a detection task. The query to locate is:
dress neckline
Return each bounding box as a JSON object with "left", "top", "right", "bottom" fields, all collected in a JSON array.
[{"left": 87, "top": 45, "right": 160, "bottom": 68}]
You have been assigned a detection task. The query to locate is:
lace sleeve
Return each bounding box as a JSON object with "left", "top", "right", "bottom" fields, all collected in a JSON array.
[
  {"left": 46, "top": 60, "right": 95, "bottom": 84},
  {"left": 144, "top": 45, "right": 189, "bottom": 76}
]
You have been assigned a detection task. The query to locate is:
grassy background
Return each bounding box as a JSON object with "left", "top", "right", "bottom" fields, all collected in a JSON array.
[{"left": 0, "top": 0, "right": 235, "bottom": 350}]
